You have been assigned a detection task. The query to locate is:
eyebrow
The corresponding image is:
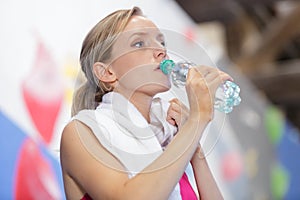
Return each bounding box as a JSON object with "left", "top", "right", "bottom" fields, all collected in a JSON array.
[
  {"left": 128, "top": 32, "right": 148, "bottom": 40},
  {"left": 157, "top": 32, "right": 165, "bottom": 40},
  {"left": 128, "top": 31, "right": 165, "bottom": 40}
]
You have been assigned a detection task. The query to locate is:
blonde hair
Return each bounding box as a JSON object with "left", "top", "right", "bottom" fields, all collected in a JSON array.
[{"left": 72, "top": 7, "right": 143, "bottom": 116}]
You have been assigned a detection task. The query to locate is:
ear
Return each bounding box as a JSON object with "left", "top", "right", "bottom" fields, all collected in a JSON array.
[{"left": 93, "top": 62, "right": 117, "bottom": 83}]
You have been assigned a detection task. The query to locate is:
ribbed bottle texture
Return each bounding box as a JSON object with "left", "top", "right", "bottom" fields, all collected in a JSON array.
[{"left": 160, "top": 59, "right": 241, "bottom": 114}]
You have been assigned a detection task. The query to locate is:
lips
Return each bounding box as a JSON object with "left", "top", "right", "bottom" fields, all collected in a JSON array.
[{"left": 154, "top": 64, "right": 161, "bottom": 71}]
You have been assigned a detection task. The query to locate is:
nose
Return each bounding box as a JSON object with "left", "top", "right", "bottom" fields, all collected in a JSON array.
[{"left": 153, "top": 47, "right": 167, "bottom": 60}]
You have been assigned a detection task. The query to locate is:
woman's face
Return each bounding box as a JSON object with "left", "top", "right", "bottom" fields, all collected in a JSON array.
[{"left": 109, "top": 15, "right": 171, "bottom": 96}]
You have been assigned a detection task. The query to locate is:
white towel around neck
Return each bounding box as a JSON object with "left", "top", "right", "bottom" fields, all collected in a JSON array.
[{"left": 73, "top": 92, "right": 196, "bottom": 199}]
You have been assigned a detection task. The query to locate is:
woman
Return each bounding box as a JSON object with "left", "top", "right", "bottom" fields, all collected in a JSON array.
[{"left": 60, "top": 6, "right": 231, "bottom": 200}]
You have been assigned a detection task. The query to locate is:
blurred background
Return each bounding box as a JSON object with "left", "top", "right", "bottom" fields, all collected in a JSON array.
[{"left": 0, "top": 0, "right": 299, "bottom": 199}]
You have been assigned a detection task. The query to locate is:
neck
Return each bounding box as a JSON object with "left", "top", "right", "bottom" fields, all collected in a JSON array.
[
  {"left": 116, "top": 90, "right": 153, "bottom": 123},
  {"left": 131, "top": 93, "right": 154, "bottom": 123}
]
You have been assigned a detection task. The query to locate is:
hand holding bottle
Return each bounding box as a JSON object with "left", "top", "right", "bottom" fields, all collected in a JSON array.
[
  {"left": 184, "top": 66, "right": 233, "bottom": 121},
  {"left": 160, "top": 59, "right": 241, "bottom": 114}
]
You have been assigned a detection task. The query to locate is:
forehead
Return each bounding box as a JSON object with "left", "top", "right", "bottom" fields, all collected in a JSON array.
[
  {"left": 110, "top": 15, "right": 162, "bottom": 58},
  {"left": 123, "top": 15, "right": 159, "bottom": 32}
]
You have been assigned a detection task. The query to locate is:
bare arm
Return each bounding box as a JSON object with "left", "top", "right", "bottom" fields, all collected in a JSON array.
[
  {"left": 167, "top": 101, "right": 223, "bottom": 200},
  {"left": 166, "top": 69, "right": 233, "bottom": 199},
  {"left": 191, "top": 147, "right": 224, "bottom": 200}
]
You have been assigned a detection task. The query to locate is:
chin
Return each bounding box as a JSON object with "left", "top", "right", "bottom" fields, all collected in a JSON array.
[
  {"left": 158, "top": 81, "right": 171, "bottom": 92},
  {"left": 139, "top": 84, "right": 171, "bottom": 97},
  {"left": 153, "top": 84, "right": 171, "bottom": 96}
]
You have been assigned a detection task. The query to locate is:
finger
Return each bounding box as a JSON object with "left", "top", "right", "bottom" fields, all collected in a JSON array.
[
  {"left": 169, "top": 98, "right": 189, "bottom": 112},
  {"left": 204, "top": 71, "right": 233, "bottom": 87},
  {"left": 193, "top": 66, "right": 233, "bottom": 82},
  {"left": 219, "top": 71, "right": 233, "bottom": 82},
  {"left": 167, "top": 106, "right": 181, "bottom": 120},
  {"left": 169, "top": 101, "right": 182, "bottom": 113},
  {"left": 209, "top": 76, "right": 227, "bottom": 94},
  {"left": 186, "top": 67, "right": 206, "bottom": 88},
  {"left": 166, "top": 112, "right": 177, "bottom": 125},
  {"left": 204, "top": 71, "right": 219, "bottom": 82},
  {"left": 188, "top": 66, "right": 205, "bottom": 78},
  {"left": 166, "top": 117, "right": 176, "bottom": 126},
  {"left": 167, "top": 104, "right": 183, "bottom": 125},
  {"left": 169, "top": 98, "right": 181, "bottom": 105},
  {"left": 189, "top": 66, "right": 219, "bottom": 87}
]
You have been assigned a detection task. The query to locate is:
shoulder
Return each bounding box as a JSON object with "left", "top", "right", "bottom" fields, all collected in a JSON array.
[
  {"left": 60, "top": 119, "right": 124, "bottom": 172},
  {"left": 60, "top": 120, "right": 90, "bottom": 168},
  {"left": 60, "top": 120, "right": 90, "bottom": 145},
  {"left": 60, "top": 118, "right": 99, "bottom": 157},
  {"left": 60, "top": 120, "right": 128, "bottom": 199}
]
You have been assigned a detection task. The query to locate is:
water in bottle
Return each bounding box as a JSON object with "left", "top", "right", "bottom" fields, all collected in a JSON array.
[{"left": 160, "top": 59, "right": 241, "bottom": 114}]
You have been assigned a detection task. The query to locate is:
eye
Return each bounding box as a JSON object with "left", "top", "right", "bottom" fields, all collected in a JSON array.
[
  {"left": 132, "top": 41, "right": 144, "bottom": 48},
  {"left": 160, "top": 41, "right": 166, "bottom": 47}
]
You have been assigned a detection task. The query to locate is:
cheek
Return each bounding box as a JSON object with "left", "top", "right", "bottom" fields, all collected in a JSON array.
[
  {"left": 117, "top": 65, "right": 153, "bottom": 90},
  {"left": 111, "top": 53, "right": 141, "bottom": 77},
  {"left": 111, "top": 60, "right": 131, "bottom": 78}
]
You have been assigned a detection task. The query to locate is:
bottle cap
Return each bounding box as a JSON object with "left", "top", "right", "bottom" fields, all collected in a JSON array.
[{"left": 160, "top": 59, "right": 175, "bottom": 75}]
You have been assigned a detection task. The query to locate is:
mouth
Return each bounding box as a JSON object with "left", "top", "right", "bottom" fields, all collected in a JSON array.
[{"left": 154, "top": 64, "right": 161, "bottom": 71}]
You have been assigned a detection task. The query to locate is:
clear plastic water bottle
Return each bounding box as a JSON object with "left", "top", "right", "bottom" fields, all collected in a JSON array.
[{"left": 160, "top": 59, "right": 241, "bottom": 114}]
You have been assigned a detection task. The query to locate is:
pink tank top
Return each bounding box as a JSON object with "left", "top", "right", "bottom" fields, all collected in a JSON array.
[
  {"left": 81, "top": 193, "right": 92, "bottom": 200},
  {"left": 81, "top": 172, "right": 197, "bottom": 200}
]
